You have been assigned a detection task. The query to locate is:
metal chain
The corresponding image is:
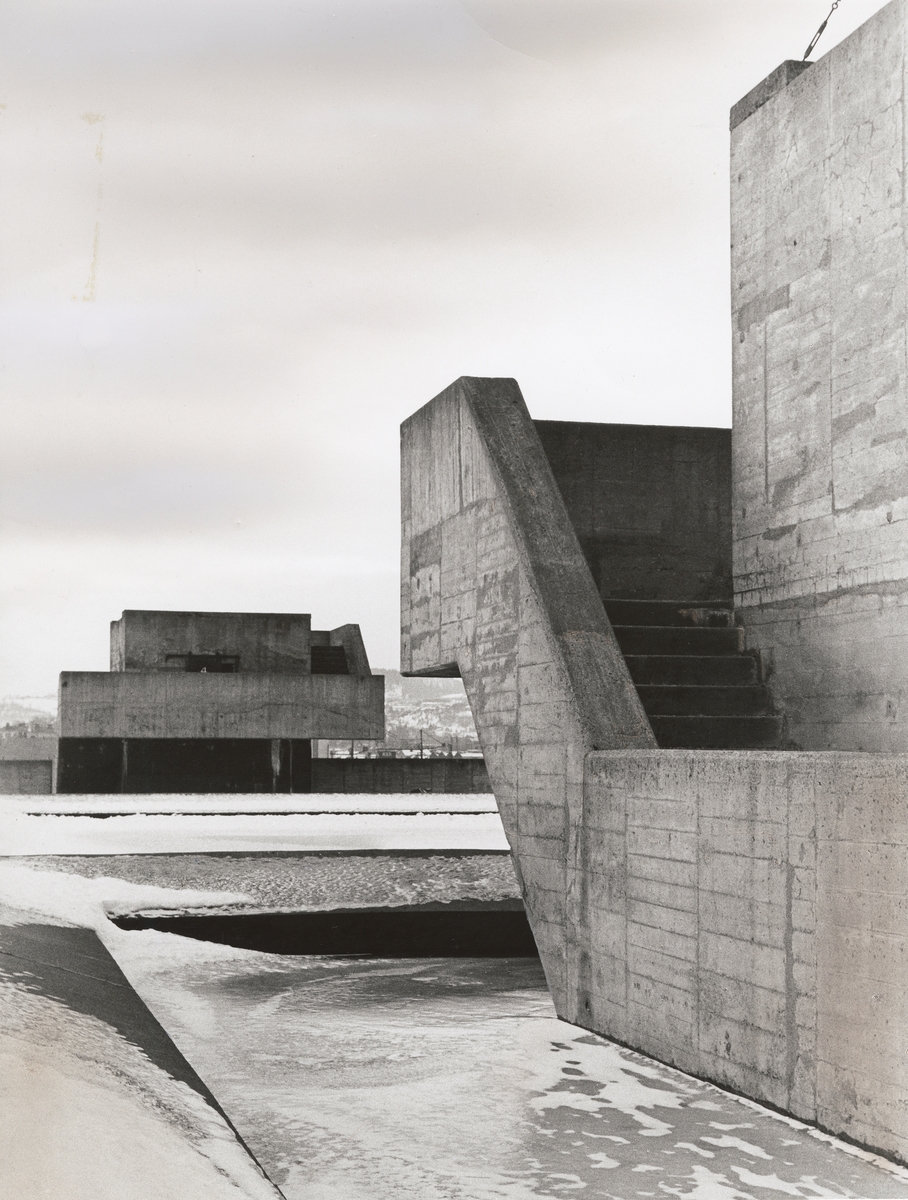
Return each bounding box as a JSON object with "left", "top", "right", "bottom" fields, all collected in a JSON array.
[{"left": 802, "top": 0, "right": 841, "bottom": 61}]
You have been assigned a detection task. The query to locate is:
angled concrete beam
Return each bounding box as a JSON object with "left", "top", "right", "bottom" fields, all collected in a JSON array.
[{"left": 401, "top": 376, "right": 653, "bottom": 1012}]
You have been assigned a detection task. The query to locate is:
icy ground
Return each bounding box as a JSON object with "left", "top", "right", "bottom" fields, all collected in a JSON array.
[
  {"left": 0, "top": 797, "right": 509, "bottom": 855},
  {"left": 2, "top": 854, "right": 907, "bottom": 1200},
  {"left": 120, "top": 936, "right": 908, "bottom": 1200},
  {"left": 3, "top": 810, "right": 908, "bottom": 1200}
]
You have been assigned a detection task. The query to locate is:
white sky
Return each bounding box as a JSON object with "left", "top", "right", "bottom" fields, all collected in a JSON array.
[{"left": 0, "top": 0, "right": 887, "bottom": 692}]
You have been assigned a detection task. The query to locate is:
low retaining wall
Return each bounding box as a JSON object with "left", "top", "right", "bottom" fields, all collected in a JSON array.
[
  {"left": 310, "top": 757, "right": 490, "bottom": 794},
  {"left": 0, "top": 760, "right": 52, "bottom": 794},
  {"left": 568, "top": 749, "right": 908, "bottom": 1161}
]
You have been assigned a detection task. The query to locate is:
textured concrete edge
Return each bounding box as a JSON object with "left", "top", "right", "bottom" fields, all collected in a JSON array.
[
  {"left": 451, "top": 376, "right": 654, "bottom": 749},
  {"left": 729, "top": 60, "right": 812, "bottom": 130},
  {"left": 0, "top": 918, "right": 288, "bottom": 1197}
]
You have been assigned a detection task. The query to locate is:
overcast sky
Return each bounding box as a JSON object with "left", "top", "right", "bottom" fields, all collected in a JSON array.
[{"left": 0, "top": 0, "right": 886, "bottom": 694}]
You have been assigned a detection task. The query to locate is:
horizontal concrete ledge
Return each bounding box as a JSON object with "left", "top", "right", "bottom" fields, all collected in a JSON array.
[
  {"left": 730, "top": 60, "right": 812, "bottom": 130},
  {"left": 589, "top": 747, "right": 908, "bottom": 765},
  {"left": 402, "top": 663, "right": 462, "bottom": 679},
  {"left": 7, "top": 793, "right": 498, "bottom": 815},
  {"left": 59, "top": 671, "right": 385, "bottom": 739}
]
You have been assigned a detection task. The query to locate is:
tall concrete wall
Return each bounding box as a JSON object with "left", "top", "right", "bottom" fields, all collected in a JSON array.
[
  {"left": 536, "top": 421, "right": 732, "bottom": 603},
  {"left": 731, "top": 0, "right": 908, "bottom": 749},
  {"left": 582, "top": 750, "right": 908, "bottom": 1162},
  {"left": 401, "top": 376, "right": 654, "bottom": 1008}
]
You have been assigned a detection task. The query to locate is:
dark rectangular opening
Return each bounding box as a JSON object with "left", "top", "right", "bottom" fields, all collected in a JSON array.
[
  {"left": 112, "top": 904, "right": 539, "bottom": 957},
  {"left": 310, "top": 646, "right": 349, "bottom": 674},
  {"left": 184, "top": 654, "right": 239, "bottom": 673},
  {"left": 56, "top": 737, "right": 313, "bottom": 793}
]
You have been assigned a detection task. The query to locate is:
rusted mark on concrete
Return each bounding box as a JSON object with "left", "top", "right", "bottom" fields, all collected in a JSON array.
[
  {"left": 761, "top": 523, "right": 798, "bottom": 542},
  {"left": 832, "top": 399, "right": 876, "bottom": 440},
  {"left": 736, "top": 284, "right": 790, "bottom": 336},
  {"left": 833, "top": 478, "right": 903, "bottom": 516},
  {"left": 730, "top": 60, "right": 812, "bottom": 130}
]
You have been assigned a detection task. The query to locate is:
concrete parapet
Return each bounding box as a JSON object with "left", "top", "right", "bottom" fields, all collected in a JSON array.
[
  {"left": 111, "top": 609, "right": 313, "bottom": 673},
  {"left": 401, "top": 375, "right": 653, "bottom": 1007},
  {"left": 581, "top": 749, "right": 908, "bottom": 1162}
]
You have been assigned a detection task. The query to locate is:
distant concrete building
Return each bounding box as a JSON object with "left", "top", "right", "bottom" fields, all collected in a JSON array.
[
  {"left": 56, "top": 610, "right": 384, "bottom": 793},
  {"left": 0, "top": 734, "right": 55, "bottom": 794}
]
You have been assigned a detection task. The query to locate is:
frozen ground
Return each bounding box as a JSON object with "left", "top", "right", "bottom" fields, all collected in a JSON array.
[
  {"left": 5, "top": 851, "right": 521, "bottom": 916},
  {"left": 118, "top": 934, "right": 908, "bottom": 1200},
  {"left": 3, "top": 829, "right": 908, "bottom": 1198},
  {"left": 0, "top": 805, "right": 509, "bottom": 855}
]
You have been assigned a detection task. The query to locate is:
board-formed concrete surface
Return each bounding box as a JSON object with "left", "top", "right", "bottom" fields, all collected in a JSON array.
[
  {"left": 59, "top": 671, "right": 384, "bottom": 740},
  {"left": 535, "top": 419, "right": 732, "bottom": 604},
  {"left": 401, "top": 375, "right": 655, "bottom": 1019},
  {"left": 580, "top": 750, "right": 908, "bottom": 1163},
  {"left": 401, "top": 375, "right": 908, "bottom": 1162},
  {"left": 731, "top": 0, "right": 908, "bottom": 751}
]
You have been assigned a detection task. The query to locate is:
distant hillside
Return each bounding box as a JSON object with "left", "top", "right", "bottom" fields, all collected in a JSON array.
[
  {"left": 377, "top": 669, "right": 480, "bottom": 754},
  {"left": 0, "top": 679, "right": 481, "bottom": 754},
  {"left": 0, "top": 696, "right": 56, "bottom": 732}
]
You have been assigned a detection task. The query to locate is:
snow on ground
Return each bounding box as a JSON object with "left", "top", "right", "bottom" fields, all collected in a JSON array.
[
  {"left": 115, "top": 937, "right": 908, "bottom": 1200},
  {"left": 0, "top": 808, "right": 510, "bottom": 855},
  {"left": 0, "top": 978, "right": 282, "bottom": 1200},
  {"left": 4, "top": 809, "right": 908, "bottom": 1198}
]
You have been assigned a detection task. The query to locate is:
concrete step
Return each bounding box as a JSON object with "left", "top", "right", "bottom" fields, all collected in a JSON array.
[
  {"left": 603, "top": 599, "right": 734, "bottom": 628},
  {"left": 635, "top": 684, "right": 774, "bottom": 717},
  {"left": 625, "top": 655, "right": 760, "bottom": 686},
  {"left": 613, "top": 625, "right": 744, "bottom": 657},
  {"left": 648, "top": 715, "right": 784, "bottom": 750}
]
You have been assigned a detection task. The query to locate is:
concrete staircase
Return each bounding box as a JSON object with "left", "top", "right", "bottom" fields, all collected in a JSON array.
[{"left": 602, "top": 600, "right": 784, "bottom": 749}]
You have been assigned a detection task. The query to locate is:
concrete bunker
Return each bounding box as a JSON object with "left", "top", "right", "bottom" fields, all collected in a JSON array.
[{"left": 56, "top": 609, "right": 384, "bottom": 793}]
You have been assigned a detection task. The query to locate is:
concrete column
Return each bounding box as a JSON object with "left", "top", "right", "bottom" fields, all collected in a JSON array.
[{"left": 731, "top": 0, "right": 908, "bottom": 749}]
